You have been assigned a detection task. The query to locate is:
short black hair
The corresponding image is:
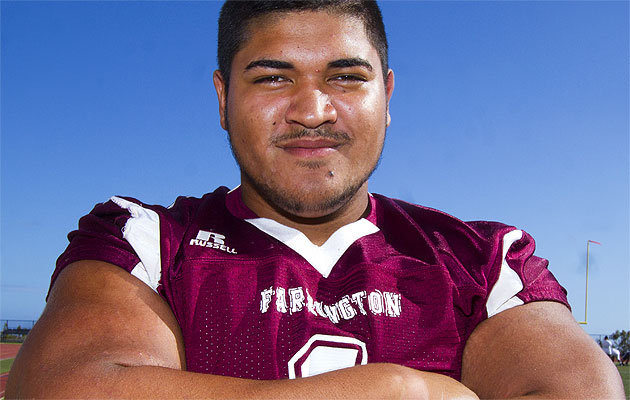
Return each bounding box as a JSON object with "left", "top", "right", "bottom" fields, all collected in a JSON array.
[{"left": 217, "top": 0, "right": 388, "bottom": 90}]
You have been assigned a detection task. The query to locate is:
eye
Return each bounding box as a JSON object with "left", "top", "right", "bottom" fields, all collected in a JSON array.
[
  {"left": 254, "top": 75, "right": 290, "bottom": 85},
  {"left": 329, "top": 74, "right": 367, "bottom": 83}
]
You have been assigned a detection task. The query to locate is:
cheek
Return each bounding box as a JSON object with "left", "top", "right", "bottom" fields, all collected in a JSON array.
[
  {"left": 228, "top": 99, "right": 281, "bottom": 141},
  {"left": 336, "top": 94, "right": 387, "bottom": 140},
  {"left": 233, "top": 95, "right": 285, "bottom": 123},
  {"left": 337, "top": 89, "right": 386, "bottom": 119}
]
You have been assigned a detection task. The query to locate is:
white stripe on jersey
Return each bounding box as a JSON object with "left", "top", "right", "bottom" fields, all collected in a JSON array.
[
  {"left": 110, "top": 196, "right": 162, "bottom": 292},
  {"left": 245, "top": 217, "right": 380, "bottom": 278},
  {"left": 486, "top": 229, "right": 525, "bottom": 317}
]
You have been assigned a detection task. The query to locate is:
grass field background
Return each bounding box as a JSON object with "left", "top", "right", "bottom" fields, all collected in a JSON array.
[
  {"left": 619, "top": 365, "right": 629, "bottom": 399},
  {"left": 0, "top": 359, "right": 13, "bottom": 375}
]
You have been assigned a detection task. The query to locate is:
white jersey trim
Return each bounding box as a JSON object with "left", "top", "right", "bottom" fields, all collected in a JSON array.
[
  {"left": 245, "top": 217, "right": 379, "bottom": 278},
  {"left": 110, "top": 196, "right": 162, "bottom": 292},
  {"left": 486, "top": 229, "right": 525, "bottom": 317},
  {"left": 288, "top": 334, "right": 368, "bottom": 379}
]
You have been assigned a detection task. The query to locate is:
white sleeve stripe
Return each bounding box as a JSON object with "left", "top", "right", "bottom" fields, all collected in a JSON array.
[
  {"left": 110, "top": 196, "right": 162, "bottom": 292},
  {"left": 486, "top": 229, "right": 525, "bottom": 317},
  {"left": 130, "top": 261, "right": 154, "bottom": 290}
]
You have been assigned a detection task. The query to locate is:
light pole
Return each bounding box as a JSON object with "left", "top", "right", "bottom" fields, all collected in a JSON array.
[{"left": 578, "top": 240, "right": 601, "bottom": 325}]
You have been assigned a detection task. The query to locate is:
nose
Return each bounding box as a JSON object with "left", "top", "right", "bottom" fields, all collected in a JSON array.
[{"left": 285, "top": 83, "right": 337, "bottom": 128}]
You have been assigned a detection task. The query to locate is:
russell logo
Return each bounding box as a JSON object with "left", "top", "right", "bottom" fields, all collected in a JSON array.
[{"left": 190, "top": 230, "right": 237, "bottom": 254}]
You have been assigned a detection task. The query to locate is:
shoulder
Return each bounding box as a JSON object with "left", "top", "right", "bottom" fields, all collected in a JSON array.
[
  {"left": 99, "top": 186, "right": 231, "bottom": 228},
  {"left": 370, "top": 193, "right": 560, "bottom": 302},
  {"left": 56, "top": 187, "right": 232, "bottom": 287},
  {"left": 370, "top": 193, "right": 516, "bottom": 251}
]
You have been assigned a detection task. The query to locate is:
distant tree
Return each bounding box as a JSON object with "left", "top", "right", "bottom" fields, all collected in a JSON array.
[
  {"left": 2, "top": 321, "right": 7, "bottom": 332},
  {"left": 16, "top": 325, "right": 21, "bottom": 331},
  {"left": 610, "top": 330, "right": 630, "bottom": 354}
]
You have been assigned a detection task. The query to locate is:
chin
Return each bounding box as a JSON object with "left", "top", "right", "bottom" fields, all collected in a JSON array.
[
  {"left": 242, "top": 165, "right": 372, "bottom": 219},
  {"left": 273, "top": 182, "right": 364, "bottom": 218}
]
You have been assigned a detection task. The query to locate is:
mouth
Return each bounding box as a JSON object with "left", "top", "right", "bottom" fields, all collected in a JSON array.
[{"left": 277, "top": 138, "right": 344, "bottom": 157}]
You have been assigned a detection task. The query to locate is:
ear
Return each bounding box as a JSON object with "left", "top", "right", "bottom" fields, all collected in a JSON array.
[
  {"left": 385, "top": 69, "right": 395, "bottom": 127},
  {"left": 213, "top": 70, "right": 228, "bottom": 131}
]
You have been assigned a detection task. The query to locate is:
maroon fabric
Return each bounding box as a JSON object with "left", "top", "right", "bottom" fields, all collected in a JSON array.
[{"left": 52, "top": 186, "right": 568, "bottom": 380}]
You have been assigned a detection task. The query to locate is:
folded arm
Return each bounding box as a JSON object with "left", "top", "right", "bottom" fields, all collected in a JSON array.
[
  {"left": 7, "top": 261, "right": 476, "bottom": 399},
  {"left": 461, "top": 300, "right": 624, "bottom": 399}
]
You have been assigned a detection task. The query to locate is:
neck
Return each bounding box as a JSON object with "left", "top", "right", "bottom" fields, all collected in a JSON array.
[{"left": 240, "top": 184, "right": 370, "bottom": 246}]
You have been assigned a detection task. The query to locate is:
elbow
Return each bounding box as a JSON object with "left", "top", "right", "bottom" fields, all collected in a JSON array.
[
  {"left": 568, "top": 357, "right": 626, "bottom": 399},
  {"left": 583, "top": 367, "right": 626, "bottom": 399},
  {"left": 523, "top": 365, "right": 625, "bottom": 399}
]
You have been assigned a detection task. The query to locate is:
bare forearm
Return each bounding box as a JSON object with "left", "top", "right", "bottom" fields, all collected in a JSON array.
[{"left": 9, "top": 362, "right": 477, "bottom": 399}]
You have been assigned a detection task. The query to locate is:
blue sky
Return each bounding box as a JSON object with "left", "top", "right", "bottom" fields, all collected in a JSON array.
[{"left": 1, "top": 1, "right": 628, "bottom": 336}]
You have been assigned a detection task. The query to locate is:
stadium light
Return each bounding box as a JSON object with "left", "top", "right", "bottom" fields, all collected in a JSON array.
[{"left": 578, "top": 240, "right": 601, "bottom": 325}]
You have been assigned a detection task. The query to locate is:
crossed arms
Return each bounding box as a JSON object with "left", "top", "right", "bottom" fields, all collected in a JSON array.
[{"left": 7, "top": 260, "right": 624, "bottom": 399}]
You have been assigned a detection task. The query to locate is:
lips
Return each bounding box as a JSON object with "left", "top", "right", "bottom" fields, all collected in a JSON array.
[{"left": 277, "top": 138, "right": 343, "bottom": 157}]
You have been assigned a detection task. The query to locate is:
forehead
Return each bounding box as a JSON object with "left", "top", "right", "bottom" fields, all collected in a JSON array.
[{"left": 235, "top": 11, "right": 378, "bottom": 69}]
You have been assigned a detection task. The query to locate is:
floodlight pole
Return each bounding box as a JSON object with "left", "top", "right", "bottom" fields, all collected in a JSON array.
[{"left": 578, "top": 240, "right": 601, "bottom": 325}]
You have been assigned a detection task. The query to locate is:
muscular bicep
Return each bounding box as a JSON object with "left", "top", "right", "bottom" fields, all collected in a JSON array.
[
  {"left": 461, "top": 301, "right": 624, "bottom": 399},
  {"left": 7, "top": 260, "right": 185, "bottom": 397}
]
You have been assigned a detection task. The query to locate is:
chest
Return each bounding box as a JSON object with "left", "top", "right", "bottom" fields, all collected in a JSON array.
[{"left": 165, "top": 242, "right": 484, "bottom": 380}]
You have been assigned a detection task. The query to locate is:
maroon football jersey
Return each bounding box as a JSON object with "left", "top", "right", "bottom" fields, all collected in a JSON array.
[{"left": 52, "top": 186, "right": 568, "bottom": 380}]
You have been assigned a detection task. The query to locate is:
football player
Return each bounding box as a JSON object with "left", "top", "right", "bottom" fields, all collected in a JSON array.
[{"left": 7, "top": 1, "right": 624, "bottom": 398}]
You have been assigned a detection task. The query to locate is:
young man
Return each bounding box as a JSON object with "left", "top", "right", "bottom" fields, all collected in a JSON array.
[{"left": 7, "top": 1, "right": 624, "bottom": 398}]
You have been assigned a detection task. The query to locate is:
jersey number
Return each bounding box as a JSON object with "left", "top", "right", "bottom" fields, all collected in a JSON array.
[{"left": 288, "top": 334, "right": 368, "bottom": 379}]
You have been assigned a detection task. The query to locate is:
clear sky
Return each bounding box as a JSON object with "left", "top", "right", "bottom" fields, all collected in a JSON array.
[{"left": 1, "top": 1, "right": 628, "bottom": 336}]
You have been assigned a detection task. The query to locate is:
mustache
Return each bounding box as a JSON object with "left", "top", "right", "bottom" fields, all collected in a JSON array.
[{"left": 270, "top": 128, "right": 351, "bottom": 145}]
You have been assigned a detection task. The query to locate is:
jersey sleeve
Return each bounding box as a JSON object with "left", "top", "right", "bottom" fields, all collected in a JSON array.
[
  {"left": 50, "top": 196, "right": 163, "bottom": 297},
  {"left": 485, "top": 227, "right": 569, "bottom": 318}
]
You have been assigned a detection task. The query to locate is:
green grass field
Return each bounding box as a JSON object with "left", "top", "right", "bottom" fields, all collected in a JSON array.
[
  {"left": 618, "top": 365, "right": 629, "bottom": 399},
  {"left": 0, "top": 358, "right": 14, "bottom": 375}
]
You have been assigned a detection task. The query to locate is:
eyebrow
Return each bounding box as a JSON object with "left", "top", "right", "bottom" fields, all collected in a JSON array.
[
  {"left": 245, "top": 59, "right": 294, "bottom": 70},
  {"left": 328, "top": 57, "right": 373, "bottom": 71},
  {"left": 244, "top": 57, "right": 373, "bottom": 72}
]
